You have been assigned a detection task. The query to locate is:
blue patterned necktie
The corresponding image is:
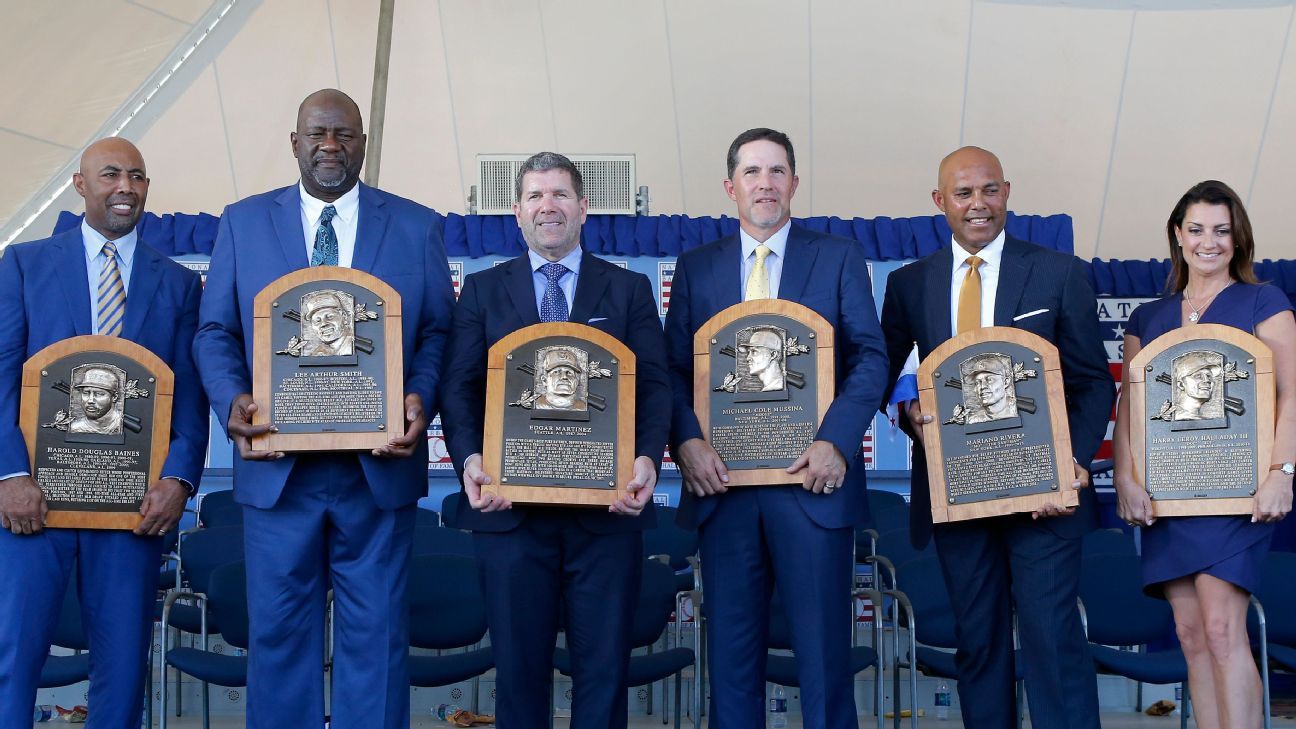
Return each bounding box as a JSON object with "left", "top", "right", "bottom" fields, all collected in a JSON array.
[
  {"left": 539, "top": 262, "right": 569, "bottom": 323},
  {"left": 97, "top": 240, "right": 125, "bottom": 336},
  {"left": 310, "top": 204, "right": 339, "bottom": 267}
]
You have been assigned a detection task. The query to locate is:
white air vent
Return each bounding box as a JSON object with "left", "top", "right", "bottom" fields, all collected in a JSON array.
[{"left": 476, "top": 154, "right": 637, "bottom": 215}]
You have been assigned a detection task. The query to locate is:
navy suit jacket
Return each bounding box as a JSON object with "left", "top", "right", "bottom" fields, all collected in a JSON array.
[
  {"left": 0, "top": 228, "right": 208, "bottom": 489},
  {"left": 880, "top": 236, "right": 1115, "bottom": 547},
  {"left": 665, "top": 226, "right": 889, "bottom": 530},
  {"left": 440, "top": 252, "right": 671, "bottom": 535},
  {"left": 193, "top": 183, "right": 455, "bottom": 510}
]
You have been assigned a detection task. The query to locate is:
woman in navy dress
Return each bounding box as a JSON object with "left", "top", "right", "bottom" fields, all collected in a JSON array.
[{"left": 1114, "top": 180, "right": 1296, "bottom": 729}]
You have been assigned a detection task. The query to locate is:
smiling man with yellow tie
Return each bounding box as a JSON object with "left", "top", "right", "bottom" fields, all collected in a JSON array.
[
  {"left": 879, "top": 146, "right": 1114, "bottom": 729},
  {"left": 663, "top": 128, "right": 888, "bottom": 729}
]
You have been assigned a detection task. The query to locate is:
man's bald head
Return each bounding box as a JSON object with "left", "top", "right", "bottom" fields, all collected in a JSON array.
[
  {"left": 73, "top": 137, "right": 149, "bottom": 240},
  {"left": 292, "top": 89, "right": 366, "bottom": 202},
  {"left": 932, "top": 145, "right": 1011, "bottom": 253}
]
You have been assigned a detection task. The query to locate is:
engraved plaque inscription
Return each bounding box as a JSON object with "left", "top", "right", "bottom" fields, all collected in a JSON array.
[
  {"left": 693, "top": 300, "right": 834, "bottom": 486},
  {"left": 918, "top": 327, "right": 1075, "bottom": 523},
  {"left": 1128, "top": 324, "right": 1274, "bottom": 517},
  {"left": 253, "top": 267, "right": 404, "bottom": 452},
  {"left": 20, "top": 335, "right": 174, "bottom": 530},
  {"left": 483, "top": 323, "right": 635, "bottom": 507}
]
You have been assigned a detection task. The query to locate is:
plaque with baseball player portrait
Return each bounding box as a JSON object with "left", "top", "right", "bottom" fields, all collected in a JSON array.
[
  {"left": 253, "top": 267, "right": 403, "bottom": 452},
  {"left": 917, "top": 327, "right": 1075, "bottom": 523},
  {"left": 482, "top": 323, "right": 634, "bottom": 506},
  {"left": 19, "top": 335, "right": 173, "bottom": 529},
  {"left": 693, "top": 300, "right": 834, "bottom": 486},
  {"left": 1128, "top": 324, "right": 1274, "bottom": 517}
]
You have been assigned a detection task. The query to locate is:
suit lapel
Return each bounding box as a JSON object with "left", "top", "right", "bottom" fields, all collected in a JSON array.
[
  {"left": 502, "top": 255, "right": 541, "bottom": 326},
  {"left": 352, "top": 184, "right": 389, "bottom": 273},
  {"left": 994, "top": 238, "right": 1030, "bottom": 326},
  {"left": 56, "top": 230, "right": 93, "bottom": 335},
  {"left": 122, "top": 245, "right": 160, "bottom": 341},
  {"left": 924, "top": 248, "right": 954, "bottom": 349},
  {"left": 777, "top": 226, "right": 818, "bottom": 302},
  {"left": 568, "top": 252, "right": 608, "bottom": 324},
  {"left": 272, "top": 186, "right": 308, "bottom": 269},
  {"left": 708, "top": 234, "right": 743, "bottom": 309}
]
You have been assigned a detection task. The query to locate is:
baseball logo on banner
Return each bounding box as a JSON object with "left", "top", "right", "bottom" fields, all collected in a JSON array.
[
  {"left": 426, "top": 414, "right": 453, "bottom": 470},
  {"left": 449, "top": 261, "right": 463, "bottom": 301}
]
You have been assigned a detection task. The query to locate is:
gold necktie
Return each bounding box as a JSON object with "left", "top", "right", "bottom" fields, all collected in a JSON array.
[
  {"left": 957, "top": 255, "right": 984, "bottom": 334},
  {"left": 745, "top": 244, "right": 772, "bottom": 301}
]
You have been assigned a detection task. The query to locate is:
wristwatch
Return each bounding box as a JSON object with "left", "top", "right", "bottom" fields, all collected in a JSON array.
[{"left": 1271, "top": 463, "right": 1296, "bottom": 476}]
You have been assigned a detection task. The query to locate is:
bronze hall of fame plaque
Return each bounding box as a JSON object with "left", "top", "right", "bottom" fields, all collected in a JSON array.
[
  {"left": 917, "top": 327, "right": 1075, "bottom": 523},
  {"left": 1128, "top": 324, "right": 1274, "bottom": 517},
  {"left": 19, "top": 335, "right": 173, "bottom": 530},
  {"left": 693, "top": 300, "right": 834, "bottom": 486},
  {"left": 483, "top": 323, "right": 635, "bottom": 507},
  {"left": 253, "top": 267, "right": 403, "bottom": 452}
]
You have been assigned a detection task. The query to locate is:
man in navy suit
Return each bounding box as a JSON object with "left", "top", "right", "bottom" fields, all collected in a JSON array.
[
  {"left": 664, "top": 128, "right": 889, "bottom": 729},
  {"left": 880, "top": 146, "right": 1113, "bottom": 729},
  {"left": 0, "top": 138, "right": 208, "bottom": 728},
  {"left": 193, "top": 89, "right": 454, "bottom": 728},
  {"left": 440, "top": 152, "right": 670, "bottom": 728}
]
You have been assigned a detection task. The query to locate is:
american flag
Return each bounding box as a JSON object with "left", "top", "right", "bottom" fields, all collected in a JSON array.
[
  {"left": 658, "top": 261, "right": 675, "bottom": 316},
  {"left": 1093, "top": 297, "right": 1155, "bottom": 482},
  {"left": 855, "top": 567, "right": 875, "bottom": 623},
  {"left": 862, "top": 422, "right": 876, "bottom": 469},
  {"left": 448, "top": 262, "right": 463, "bottom": 300}
]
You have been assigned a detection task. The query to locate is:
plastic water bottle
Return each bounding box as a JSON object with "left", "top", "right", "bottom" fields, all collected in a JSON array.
[
  {"left": 435, "top": 703, "right": 463, "bottom": 720},
  {"left": 768, "top": 685, "right": 788, "bottom": 728},
  {"left": 33, "top": 705, "right": 53, "bottom": 722},
  {"left": 935, "top": 679, "right": 951, "bottom": 720}
]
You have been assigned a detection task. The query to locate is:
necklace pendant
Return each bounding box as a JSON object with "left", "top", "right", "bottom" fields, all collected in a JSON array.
[{"left": 1188, "top": 311, "right": 1200, "bottom": 323}]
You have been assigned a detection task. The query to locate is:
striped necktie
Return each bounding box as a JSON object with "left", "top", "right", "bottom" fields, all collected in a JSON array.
[{"left": 97, "top": 240, "right": 126, "bottom": 336}]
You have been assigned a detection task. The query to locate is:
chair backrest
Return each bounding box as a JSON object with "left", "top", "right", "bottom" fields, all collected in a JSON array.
[
  {"left": 198, "top": 489, "right": 242, "bottom": 528},
  {"left": 1251, "top": 551, "right": 1296, "bottom": 644},
  {"left": 629, "top": 559, "right": 681, "bottom": 649},
  {"left": 1081, "top": 528, "right": 1137, "bottom": 560},
  {"left": 408, "top": 554, "right": 488, "bottom": 650},
  {"left": 876, "top": 525, "right": 932, "bottom": 572},
  {"left": 415, "top": 507, "right": 441, "bottom": 527},
  {"left": 50, "top": 576, "right": 88, "bottom": 651},
  {"left": 440, "top": 492, "right": 463, "bottom": 529},
  {"left": 180, "top": 525, "right": 246, "bottom": 593},
  {"left": 868, "top": 490, "right": 908, "bottom": 521},
  {"left": 206, "top": 561, "right": 250, "bottom": 649},
  {"left": 411, "top": 525, "right": 475, "bottom": 557},
  {"left": 1078, "top": 554, "right": 1173, "bottom": 647},
  {"left": 641, "top": 506, "right": 698, "bottom": 571},
  {"left": 894, "top": 556, "right": 958, "bottom": 648}
]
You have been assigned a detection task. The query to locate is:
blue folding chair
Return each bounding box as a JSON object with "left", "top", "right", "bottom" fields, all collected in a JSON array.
[
  {"left": 38, "top": 577, "right": 90, "bottom": 689},
  {"left": 160, "top": 560, "right": 250, "bottom": 729},
  {"left": 407, "top": 555, "right": 494, "bottom": 711}
]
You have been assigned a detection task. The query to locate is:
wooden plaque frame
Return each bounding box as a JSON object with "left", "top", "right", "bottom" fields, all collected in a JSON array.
[
  {"left": 692, "top": 299, "right": 834, "bottom": 486},
  {"left": 918, "top": 326, "right": 1075, "bottom": 523},
  {"left": 482, "top": 323, "right": 635, "bottom": 507},
  {"left": 252, "top": 266, "right": 403, "bottom": 452},
  {"left": 1128, "top": 324, "right": 1273, "bottom": 517},
  {"left": 20, "top": 335, "right": 174, "bottom": 529}
]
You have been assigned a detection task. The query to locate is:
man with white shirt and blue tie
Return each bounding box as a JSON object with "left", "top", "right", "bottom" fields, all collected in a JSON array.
[
  {"left": 879, "top": 146, "right": 1113, "bottom": 729},
  {"left": 0, "top": 137, "right": 208, "bottom": 728},
  {"left": 440, "top": 152, "right": 671, "bottom": 728},
  {"left": 663, "top": 128, "right": 889, "bottom": 729}
]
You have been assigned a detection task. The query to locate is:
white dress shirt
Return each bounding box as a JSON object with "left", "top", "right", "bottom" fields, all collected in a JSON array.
[
  {"left": 298, "top": 181, "right": 359, "bottom": 268},
  {"left": 948, "top": 230, "right": 1006, "bottom": 333},
  {"left": 739, "top": 220, "right": 791, "bottom": 299}
]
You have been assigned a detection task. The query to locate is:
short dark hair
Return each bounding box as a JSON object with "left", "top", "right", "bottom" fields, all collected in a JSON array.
[
  {"left": 515, "top": 152, "right": 584, "bottom": 199},
  {"left": 1164, "top": 180, "right": 1259, "bottom": 293},
  {"left": 726, "top": 128, "right": 796, "bottom": 179}
]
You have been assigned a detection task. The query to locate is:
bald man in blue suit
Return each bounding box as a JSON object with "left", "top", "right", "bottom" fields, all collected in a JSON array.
[
  {"left": 193, "top": 90, "right": 454, "bottom": 729},
  {"left": 0, "top": 138, "right": 208, "bottom": 729},
  {"left": 665, "top": 128, "right": 889, "bottom": 729}
]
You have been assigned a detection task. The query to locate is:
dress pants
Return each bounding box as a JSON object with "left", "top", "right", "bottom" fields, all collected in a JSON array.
[
  {"left": 0, "top": 527, "right": 160, "bottom": 729},
  {"left": 698, "top": 486, "right": 857, "bottom": 729},
  {"left": 242, "top": 454, "right": 414, "bottom": 729}
]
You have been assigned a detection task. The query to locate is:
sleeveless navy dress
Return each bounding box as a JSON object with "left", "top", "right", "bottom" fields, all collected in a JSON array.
[{"left": 1126, "top": 283, "right": 1293, "bottom": 596}]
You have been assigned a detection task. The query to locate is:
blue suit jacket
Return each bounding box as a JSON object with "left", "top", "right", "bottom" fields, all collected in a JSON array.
[
  {"left": 440, "top": 252, "right": 671, "bottom": 534},
  {"left": 0, "top": 228, "right": 208, "bottom": 488},
  {"left": 193, "top": 183, "right": 455, "bottom": 510},
  {"left": 665, "top": 225, "right": 890, "bottom": 530},
  {"left": 880, "top": 236, "right": 1116, "bottom": 547}
]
